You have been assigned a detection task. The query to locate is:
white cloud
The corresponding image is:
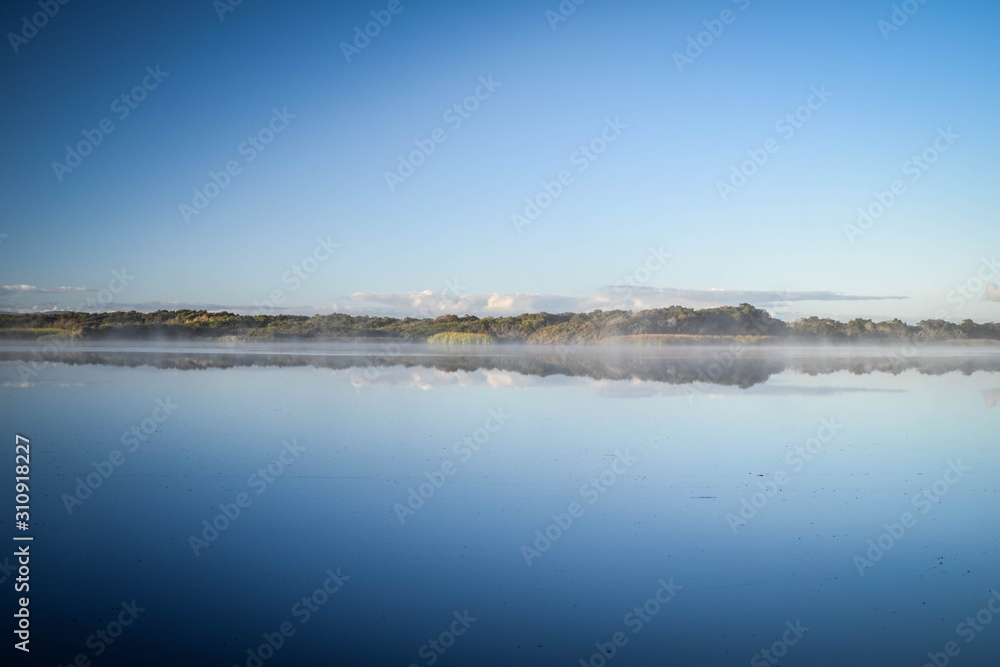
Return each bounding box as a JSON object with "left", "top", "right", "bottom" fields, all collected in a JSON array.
[
  {"left": 0, "top": 288, "right": 908, "bottom": 319},
  {"left": 340, "top": 287, "right": 906, "bottom": 318},
  {"left": 1, "top": 284, "right": 88, "bottom": 293}
]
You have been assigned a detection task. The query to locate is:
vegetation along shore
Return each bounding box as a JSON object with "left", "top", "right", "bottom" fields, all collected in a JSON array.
[{"left": 2, "top": 304, "right": 1000, "bottom": 345}]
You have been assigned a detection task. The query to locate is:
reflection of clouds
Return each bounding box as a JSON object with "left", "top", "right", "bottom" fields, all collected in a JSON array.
[
  {"left": 341, "top": 367, "right": 586, "bottom": 391},
  {"left": 6, "top": 346, "right": 998, "bottom": 393},
  {"left": 985, "top": 389, "right": 1000, "bottom": 408},
  {"left": 2, "top": 381, "right": 85, "bottom": 388},
  {"left": 596, "top": 382, "right": 900, "bottom": 399},
  {"left": 405, "top": 371, "right": 434, "bottom": 391},
  {"left": 485, "top": 372, "right": 517, "bottom": 389},
  {"left": 597, "top": 380, "right": 658, "bottom": 399},
  {"left": 339, "top": 365, "right": 904, "bottom": 398}
]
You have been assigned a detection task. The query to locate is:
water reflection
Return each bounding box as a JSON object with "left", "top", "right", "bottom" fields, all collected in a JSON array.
[
  {"left": 2, "top": 343, "right": 1000, "bottom": 389},
  {"left": 1, "top": 342, "right": 998, "bottom": 666},
  {"left": 985, "top": 389, "right": 1000, "bottom": 408}
]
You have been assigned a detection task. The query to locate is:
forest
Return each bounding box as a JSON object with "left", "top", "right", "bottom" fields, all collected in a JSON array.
[{"left": 2, "top": 304, "right": 999, "bottom": 344}]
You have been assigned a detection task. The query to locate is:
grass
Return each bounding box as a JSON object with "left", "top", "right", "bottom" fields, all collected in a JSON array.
[{"left": 426, "top": 332, "right": 494, "bottom": 345}]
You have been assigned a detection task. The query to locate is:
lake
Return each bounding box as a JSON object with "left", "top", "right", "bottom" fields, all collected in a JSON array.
[{"left": 1, "top": 343, "right": 998, "bottom": 666}]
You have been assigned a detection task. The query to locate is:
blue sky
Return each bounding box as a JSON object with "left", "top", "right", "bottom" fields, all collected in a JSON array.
[{"left": 1, "top": 0, "right": 998, "bottom": 322}]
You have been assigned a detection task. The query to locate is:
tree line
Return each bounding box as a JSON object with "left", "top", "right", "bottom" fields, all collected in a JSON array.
[{"left": 1, "top": 304, "right": 999, "bottom": 343}]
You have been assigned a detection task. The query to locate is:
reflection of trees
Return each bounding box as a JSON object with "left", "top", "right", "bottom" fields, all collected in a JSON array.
[
  {"left": 423, "top": 354, "right": 788, "bottom": 388},
  {"left": 790, "top": 357, "right": 1000, "bottom": 377},
  {"left": 3, "top": 347, "right": 1000, "bottom": 388}
]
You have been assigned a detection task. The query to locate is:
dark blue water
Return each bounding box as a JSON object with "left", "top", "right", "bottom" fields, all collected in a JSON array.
[{"left": 1, "top": 345, "right": 998, "bottom": 666}]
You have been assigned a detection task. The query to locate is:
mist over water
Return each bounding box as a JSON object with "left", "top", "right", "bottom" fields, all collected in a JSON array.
[{"left": 4, "top": 340, "right": 1000, "bottom": 388}]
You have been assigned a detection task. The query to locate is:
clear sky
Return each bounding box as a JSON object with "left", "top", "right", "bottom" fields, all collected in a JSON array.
[{"left": 1, "top": 0, "right": 998, "bottom": 322}]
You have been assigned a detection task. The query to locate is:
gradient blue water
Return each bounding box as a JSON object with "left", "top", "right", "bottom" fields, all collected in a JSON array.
[{"left": 1, "top": 349, "right": 998, "bottom": 666}]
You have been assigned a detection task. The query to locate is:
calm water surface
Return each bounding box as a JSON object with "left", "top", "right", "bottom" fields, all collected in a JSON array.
[{"left": 1, "top": 344, "right": 998, "bottom": 666}]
